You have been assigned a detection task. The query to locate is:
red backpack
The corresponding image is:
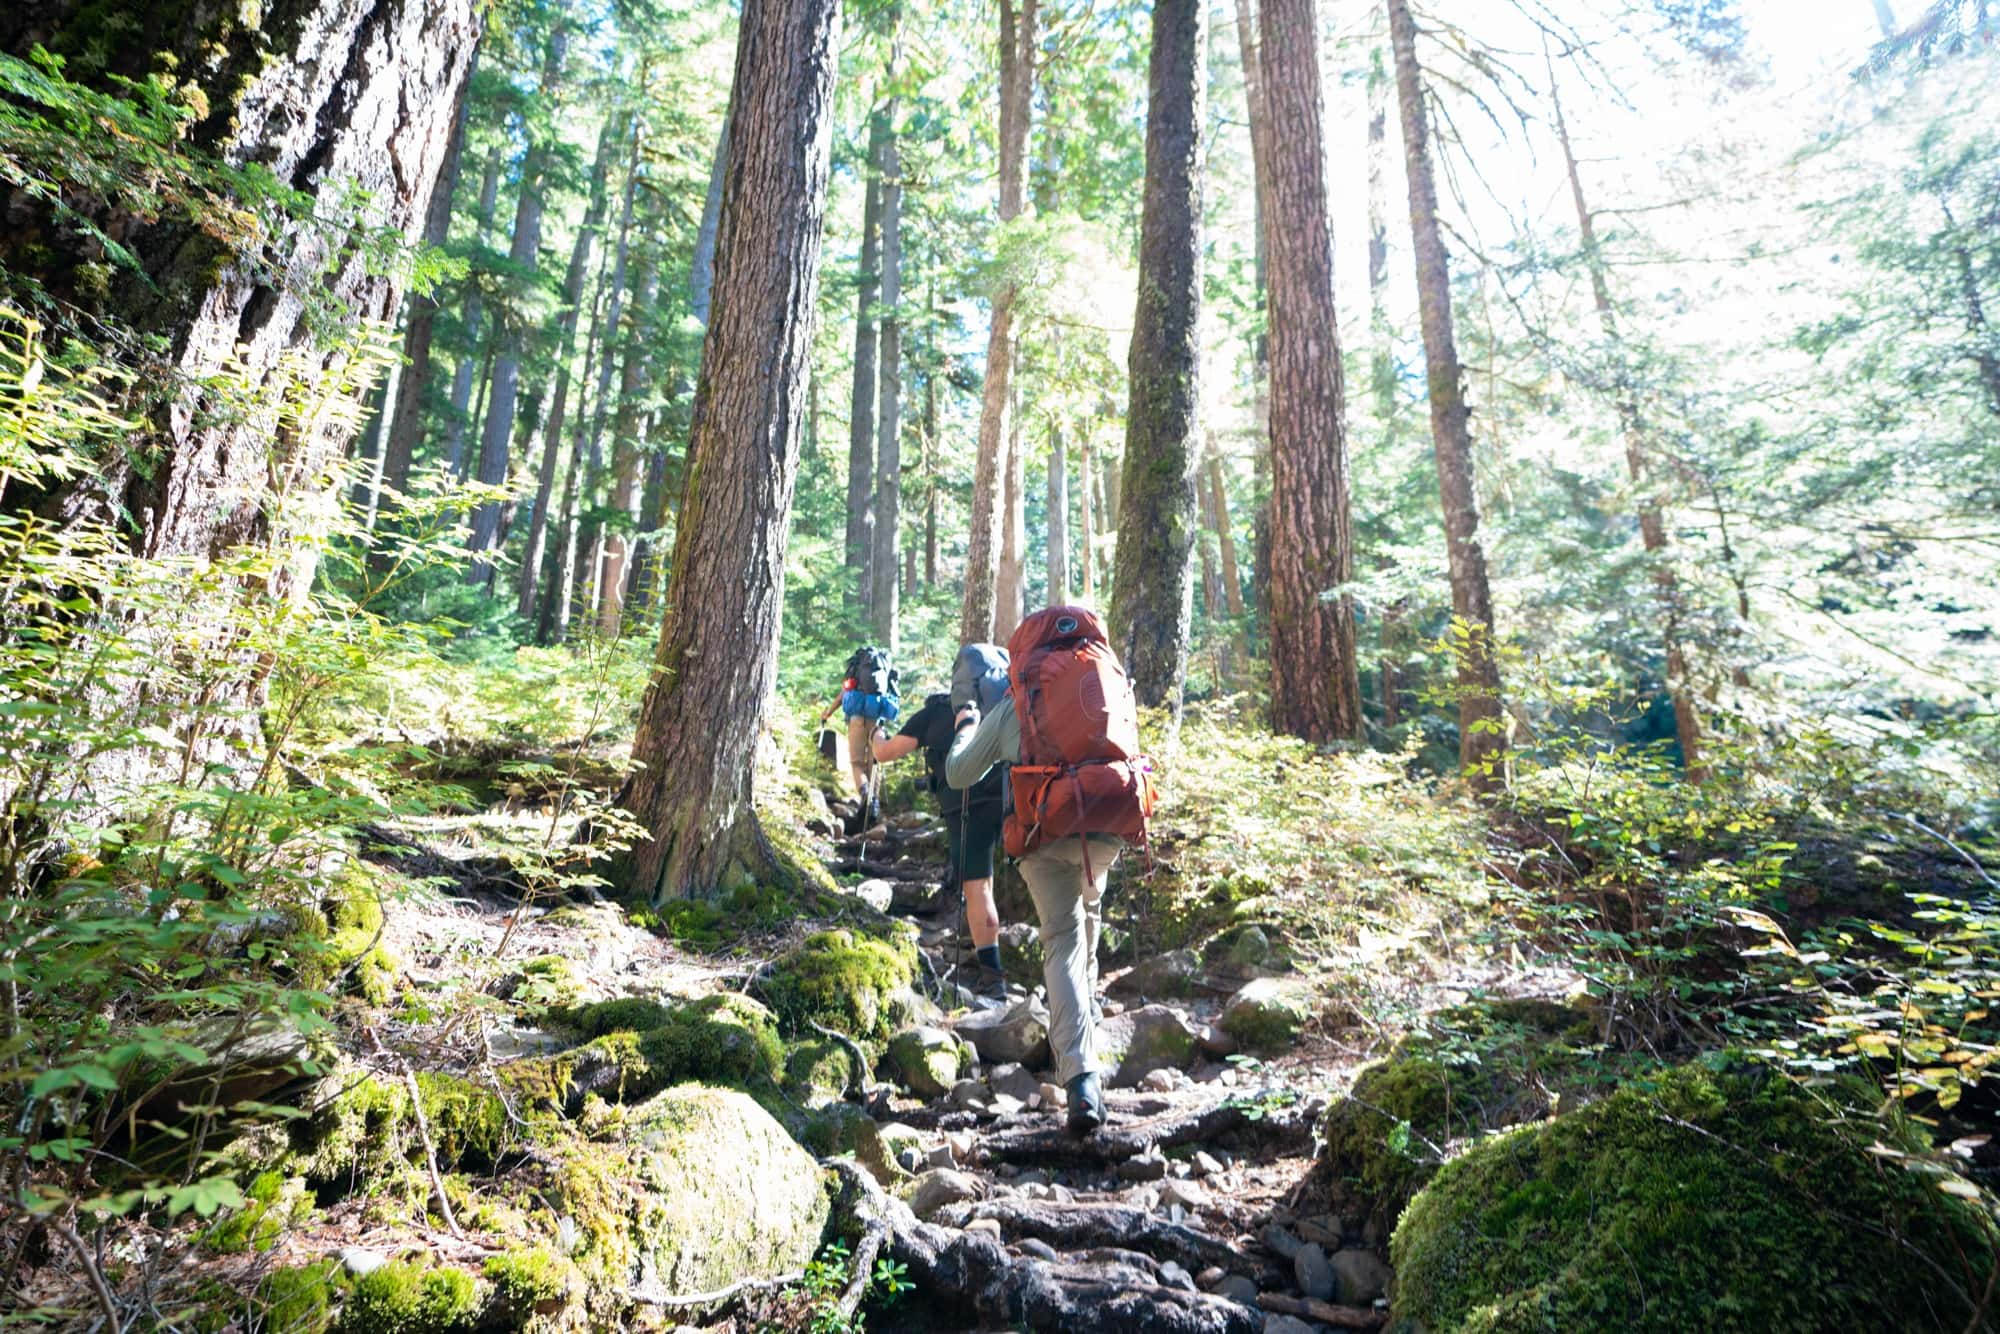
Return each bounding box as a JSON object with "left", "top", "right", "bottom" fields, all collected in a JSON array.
[{"left": 1001, "top": 606, "right": 1158, "bottom": 858}]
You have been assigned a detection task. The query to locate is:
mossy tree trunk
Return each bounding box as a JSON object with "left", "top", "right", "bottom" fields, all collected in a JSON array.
[
  {"left": 1110, "top": 0, "right": 1205, "bottom": 708},
  {"left": 1388, "top": 0, "right": 1506, "bottom": 789},
  {"left": 1261, "top": 0, "right": 1364, "bottom": 744},
  {"left": 608, "top": 0, "right": 840, "bottom": 904},
  {"left": 870, "top": 42, "right": 905, "bottom": 646},
  {"left": 0, "top": 0, "right": 480, "bottom": 565}
]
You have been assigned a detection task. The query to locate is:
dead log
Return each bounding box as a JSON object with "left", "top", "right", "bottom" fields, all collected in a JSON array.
[
  {"left": 977, "top": 1095, "right": 1323, "bottom": 1169},
  {"left": 935, "top": 1198, "right": 1261, "bottom": 1282}
]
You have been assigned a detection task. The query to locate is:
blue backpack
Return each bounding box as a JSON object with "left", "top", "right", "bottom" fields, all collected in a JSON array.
[{"left": 951, "top": 642, "right": 1010, "bottom": 713}]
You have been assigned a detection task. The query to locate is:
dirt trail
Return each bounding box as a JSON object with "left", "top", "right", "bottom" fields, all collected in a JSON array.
[{"left": 814, "top": 796, "right": 1395, "bottom": 1333}]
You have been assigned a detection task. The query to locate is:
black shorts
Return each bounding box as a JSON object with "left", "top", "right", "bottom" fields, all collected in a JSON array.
[{"left": 944, "top": 802, "right": 1002, "bottom": 883}]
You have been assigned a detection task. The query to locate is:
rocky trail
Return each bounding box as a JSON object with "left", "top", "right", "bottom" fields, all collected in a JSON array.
[{"left": 800, "top": 795, "right": 1396, "bottom": 1334}]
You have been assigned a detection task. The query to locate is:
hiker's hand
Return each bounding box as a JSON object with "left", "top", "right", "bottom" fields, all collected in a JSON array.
[{"left": 955, "top": 704, "right": 979, "bottom": 731}]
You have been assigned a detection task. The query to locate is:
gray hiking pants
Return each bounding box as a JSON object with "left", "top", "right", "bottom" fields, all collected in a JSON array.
[{"left": 1020, "top": 835, "right": 1122, "bottom": 1085}]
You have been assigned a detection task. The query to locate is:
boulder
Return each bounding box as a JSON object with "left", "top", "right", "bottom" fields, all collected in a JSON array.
[
  {"left": 1218, "top": 977, "right": 1319, "bottom": 1053},
  {"left": 1331, "top": 1248, "right": 1389, "bottom": 1306},
  {"left": 908, "top": 1168, "right": 987, "bottom": 1220},
  {"left": 1293, "top": 1242, "right": 1335, "bottom": 1301},
  {"left": 849, "top": 878, "right": 895, "bottom": 914},
  {"left": 545, "top": 1085, "right": 830, "bottom": 1301},
  {"left": 987, "top": 1062, "right": 1042, "bottom": 1103},
  {"left": 1203, "top": 923, "right": 1287, "bottom": 979},
  {"left": 1392, "top": 1065, "right": 1999, "bottom": 1333},
  {"left": 755, "top": 927, "right": 920, "bottom": 1041},
  {"left": 884, "top": 1026, "right": 973, "bottom": 1099},
  {"left": 1108, "top": 948, "right": 1203, "bottom": 999},
  {"left": 1103, "top": 1005, "right": 1199, "bottom": 1088},
  {"left": 954, "top": 996, "right": 1051, "bottom": 1068}
]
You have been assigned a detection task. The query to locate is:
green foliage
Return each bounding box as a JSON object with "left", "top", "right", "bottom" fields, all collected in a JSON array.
[
  {"left": 775, "top": 1236, "right": 914, "bottom": 1334},
  {"left": 257, "top": 1261, "right": 346, "bottom": 1334},
  {"left": 1390, "top": 1063, "right": 1999, "bottom": 1333},
  {"left": 482, "top": 1245, "right": 582, "bottom": 1328}
]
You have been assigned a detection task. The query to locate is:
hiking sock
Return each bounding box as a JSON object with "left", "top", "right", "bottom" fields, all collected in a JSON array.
[{"left": 975, "top": 945, "right": 1002, "bottom": 974}]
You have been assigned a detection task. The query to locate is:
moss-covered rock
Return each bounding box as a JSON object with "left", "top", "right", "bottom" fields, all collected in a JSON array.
[
  {"left": 504, "top": 993, "right": 785, "bottom": 1116},
  {"left": 288, "top": 1067, "right": 509, "bottom": 1190},
  {"left": 560, "top": 996, "right": 674, "bottom": 1038},
  {"left": 511, "top": 956, "right": 584, "bottom": 1011},
  {"left": 1218, "top": 976, "right": 1319, "bottom": 1052},
  {"left": 1391, "top": 1064, "right": 1999, "bottom": 1333},
  {"left": 756, "top": 926, "right": 919, "bottom": 1040},
  {"left": 542, "top": 1084, "right": 832, "bottom": 1301},
  {"left": 201, "top": 1169, "right": 310, "bottom": 1253},
  {"left": 1318, "top": 998, "right": 1600, "bottom": 1226},
  {"left": 336, "top": 1260, "right": 480, "bottom": 1333},
  {"left": 785, "top": 1038, "right": 860, "bottom": 1105},
  {"left": 319, "top": 874, "right": 398, "bottom": 1006},
  {"left": 482, "top": 1245, "right": 584, "bottom": 1330},
  {"left": 883, "top": 1026, "right": 972, "bottom": 1098}
]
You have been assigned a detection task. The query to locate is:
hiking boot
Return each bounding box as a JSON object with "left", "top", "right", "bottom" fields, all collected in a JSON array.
[
  {"left": 971, "top": 963, "right": 1010, "bottom": 1009},
  {"left": 1066, "top": 1072, "right": 1106, "bottom": 1137}
]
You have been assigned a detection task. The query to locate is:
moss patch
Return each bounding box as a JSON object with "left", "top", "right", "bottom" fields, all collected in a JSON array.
[
  {"left": 201, "top": 1170, "right": 310, "bottom": 1253},
  {"left": 1318, "top": 998, "right": 1602, "bottom": 1226},
  {"left": 288, "top": 1067, "right": 509, "bottom": 1192},
  {"left": 318, "top": 873, "right": 397, "bottom": 1005},
  {"left": 336, "top": 1260, "right": 479, "bottom": 1334},
  {"left": 1218, "top": 976, "right": 1319, "bottom": 1052},
  {"left": 560, "top": 996, "right": 674, "bottom": 1038},
  {"left": 482, "top": 1245, "right": 583, "bottom": 1329},
  {"left": 504, "top": 994, "right": 785, "bottom": 1116},
  {"left": 511, "top": 956, "right": 583, "bottom": 1012},
  {"left": 258, "top": 1261, "right": 345, "bottom": 1334},
  {"left": 1391, "top": 1063, "right": 1998, "bottom": 1333},
  {"left": 756, "top": 926, "right": 919, "bottom": 1040}
]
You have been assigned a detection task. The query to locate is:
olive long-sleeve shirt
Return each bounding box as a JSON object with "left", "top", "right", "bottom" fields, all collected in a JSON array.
[{"left": 944, "top": 695, "right": 1021, "bottom": 790}]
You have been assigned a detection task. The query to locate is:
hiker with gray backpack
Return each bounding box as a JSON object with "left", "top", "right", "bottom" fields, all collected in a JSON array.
[
  {"left": 867, "top": 643, "right": 1014, "bottom": 1005},
  {"left": 947, "top": 607, "right": 1157, "bottom": 1137}
]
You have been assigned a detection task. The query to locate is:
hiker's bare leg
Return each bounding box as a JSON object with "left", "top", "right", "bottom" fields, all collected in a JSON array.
[
  {"left": 845, "top": 715, "right": 874, "bottom": 802},
  {"left": 963, "top": 876, "right": 999, "bottom": 949}
]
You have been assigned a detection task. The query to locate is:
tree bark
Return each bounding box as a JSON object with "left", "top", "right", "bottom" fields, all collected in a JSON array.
[
  {"left": 1551, "top": 71, "right": 1702, "bottom": 775},
  {"left": 1387, "top": 0, "right": 1506, "bottom": 788},
  {"left": 1208, "top": 448, "right": 1244, "bottom": 617},
  {"left": 1366, "top": 39, "right": 1394, "bottom": 415},
  {"left": 848, "top": 110, "right": 887, "bottom": 587},
  {"left": 517, "top": 111, "right": 618, "bottom": 620},
  {"left": 1260, "top": 0, "right": 1364, "bottom": 743},
  {"left": 608, "top": 0, "right": 841, "bottom": 903},
  {"left": 870, "top": 80, "right": 905, "bottom": 646},
  {"left": 961, "top": 0, "right": 1038, "bottom": 644},
  {"left": 380, "top": 65, "right": 475, "bottom": 506},
  {"left": 443, "top": 147, "right": 502, "bottom": 481},
  {"left": 598, "top": 241, "right": 661, "bottom": 637},
  {"left": 1233, "top": 0, "right": 1275, "bottom": 640},
  {"left": 997, "top": 381, "right": 1028, "bottom": 638},
  {"left": 468, "top": 21, "right": 571, "bottom": 583},
  {"left": 1110, "top": 0, "right": 1205, "bottom": 709},
  {"left": 1047, "top": 421, "right": 1070, "bottom": 603}
]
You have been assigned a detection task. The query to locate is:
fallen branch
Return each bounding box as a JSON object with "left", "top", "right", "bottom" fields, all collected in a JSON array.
[
  {"left": 806, "top": 1020, "right": 879, "bottom": 1100},
  {"left": 628, "top": 1271, "right": 801, "bottom": 1310}
]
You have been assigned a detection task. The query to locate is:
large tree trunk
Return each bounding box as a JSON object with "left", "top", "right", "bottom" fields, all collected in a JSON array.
[
  {"left": 598, "top": 241, "right": 661, "bottom": 637},
  {"left": 0, "top": 0, "right": 480, "bottom": 566},
  {"left": 1551, "top": 72, "right": 1702, "bottom": 775},
  {"left": 379, "top": 68, "right": 475, "bottom": 507},
  {"left": 1109, "top": 0, "right": 1205, "bottom": 709},
  {"left": 1047, "top": 422, "right": 1070, "bottom": 603},
  {"left": 870, "top": 81, "right": 905, "bottom": 646},
  {"left": 960, "top": 0, "right": 1038, "bottom": 644},
  {"left": 517, "top": 111, "right": 618, "bottom": 619},
  {"left": 444, "top": 147, "right": 501, "bottom": 480},
  {"left": 607, "top": 0, "right": 840, "bottom": 903},
  {"left": 1208, "top": 448, "right": 1244, "bottom": 617},
  {"left": 536, "top": 281, "right": 605, "bottom": 643},
  {"left": 690, "top": 113, "right": 732, "bottom": 326},
  {"left": 1077, "top": 428, "right": 1095, "bottom": 600},
  {"left": 468, "top": 21, "right": 570, "bottom": 582},
  {"left": 996, "top": 384, "right": 1028, "bottom": 638},
  {"left": 847, "top": 109, "right": 887, "bottom": 589},
  {"left": 1366, "top": 40, "right": 1394, "bottom": 415},
  {"left": 1387, "top": 0, "right": 1506, "bottom": 788},
  {"left": 1261, "top": 0, "right": 1364, "bottom": 744}
]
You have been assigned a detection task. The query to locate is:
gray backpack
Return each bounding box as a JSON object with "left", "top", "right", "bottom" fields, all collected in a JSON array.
[{"left": 951, "top": 643, "right": 1011, "bottom": 712}]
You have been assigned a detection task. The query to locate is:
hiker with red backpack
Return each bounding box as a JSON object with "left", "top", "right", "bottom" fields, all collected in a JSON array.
[{"left": 946, "top": 606, "right": 1157, "bottom": 1137}]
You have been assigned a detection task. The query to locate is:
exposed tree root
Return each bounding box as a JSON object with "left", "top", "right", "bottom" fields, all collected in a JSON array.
[
  {"left": 1258, "top": 1292, "right": 1388, "bottom": 1330},
  {"left": 933, "top": 1198, "right": 1269, "bottom": 1282},
  {"left": 977, "top": 1095, "right": 1323, "bottom": 1168},
  {"left": 827, "top": 1161, "right": 1262, "bottom": 1333}
]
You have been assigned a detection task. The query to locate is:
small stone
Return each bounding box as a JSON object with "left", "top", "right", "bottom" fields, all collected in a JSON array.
[
  {"left": 1196, "top": 1266, "right": 1225, "bottom": 1288},
  {"left": 1215, "top": 1274, "right": 1260, "bottom": 1305},
  {"left": 1108, "top": 948, "right": 1203, "bottom": 999},
  {"left": 924, "top": 1143, "right": 956, "bottom": 1170},
  {"left": 1039, "top": 1081, "right": 1067, "bottom": 1109},
  {"left": 966, "top": 1218, "right": 1004, "bottom": 1239},
  {"left": 339, "top": 1247, "right": 388, "bottom": 1277},
  {"left": 1051, "top": 1184, "right": 1075, "bottom": 1204},
  {"left": 1021, "top": 1182, "right": 1054, "bottom": 1201},
  {"left": 1332, "top": 1247, "right": 1392, "bottom": 1305},
  {"left": 1158, "top": 1260, "right": 1196, "bottom": 1291},
  {"left": 988, "top": 1062, "right": 1042, "bottom": 1102},
  {"left": 1161, "top": 1179, "right": 1209, "bottom": 1211},
  {"left": 910, "top": 1169, "right": 986, "bottom": 1220},
  {"left": 1220, "top": 977, "right": 1320, "bottom": 1053},
  {"left": 1296, "top": 1214, "right": 1341, "bottom": 1247},
  {"left": 1027, "top": 1092, "right": 1041, "bottom": 1109},
  {"left": 1261, "top": 1222, "right": 1303, "bottom": 1261},
  {"left": 955, "top": 996, "right": 1052, "bottom": 1067},
  {"left": 1126, "top": 1185, "right": 1161, "bottom": 1210},
  {"left": 989, "top": 1093, "right": 1025, "bottom": 1117},
  {"left": 949, "top": 1078, "right": 993, "bottom": 1110},
  {"left": 945, "top": 1130, "right": 976, "bottom": 1158},
  {"left": 1018, "top": 1238, "right": 1059, "bottom": 1261},
  {"left": 1014, "top": 1169, "right": 1050, "bottom": 1187},
  {"left": 1194, "top": 1022, "right": 1238, "bottom": 1057},
  {"left": 885, "top": 1026, "right": 973, "bottom": 1099},
  {"left": 850, "top": 877, "right": 895, "bottom": 913},
  {"left": 1262, "top": 1315, "right": 1315, "bottom": 1334},
  {"left": 1117, "top": 1147, "right": 1169, "bottom": 1182},
  {"left": 1294, "top": 1242, "right": 1336, "bottom": 1301},
  {"left": 1139, "top": 1067, "right": 1179, "bottom": 1092},
  {"left": 895, "top": 1148, "right": 922, "bottom": 1173},
  {"left": 1193, "top": 1151, "right": 1224, "bottom": 1177}
]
